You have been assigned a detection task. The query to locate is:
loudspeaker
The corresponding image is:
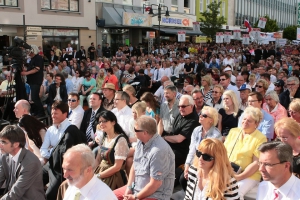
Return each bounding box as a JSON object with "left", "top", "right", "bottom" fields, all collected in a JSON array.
[{"left": 96, "top": 19, "right": 105, "bottom": 27}]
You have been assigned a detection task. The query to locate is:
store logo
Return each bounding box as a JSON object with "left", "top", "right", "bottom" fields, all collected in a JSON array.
[{"left": 161, "top": 17, "right": 190, "bottom": 26}]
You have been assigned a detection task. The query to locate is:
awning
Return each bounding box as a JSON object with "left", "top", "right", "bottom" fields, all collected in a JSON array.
[{"left": 153, "top": 27, "right": 203, "bottom": 36}]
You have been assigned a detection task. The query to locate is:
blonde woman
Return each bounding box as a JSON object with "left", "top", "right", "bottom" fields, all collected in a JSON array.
[
  {"left": 200, "top": 75, "right": 213, "bottom": 102},
  {"left": 218, "top": 90, "right": 243, "bottom": 137},
  {"left": 122, "top": 84, "right": 140, "bottom": 108},
  {"left": 255, "top": 79, "right": 268, "bottom": 97},
  {"left": 288, "top": 98, "right": 300, "bottom": 124},
  {"left": 248, "top": 74, "right": 256, "bottom": 91},
  {"left": 184, "top": 138, "right": 239, "bottom": 200}
]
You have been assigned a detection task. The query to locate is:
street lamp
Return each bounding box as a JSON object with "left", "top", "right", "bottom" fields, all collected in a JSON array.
[{"left": 144, "top": 4, "right": 170, "bottom": 47}]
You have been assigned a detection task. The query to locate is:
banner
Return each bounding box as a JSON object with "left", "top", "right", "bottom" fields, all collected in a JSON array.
[
  {"left": 233, "top": 30, "right": 241, "bottom": 39},
  {"left": 216, "top": 32, "right": 224, "bottom": 43},
  {"left": 273, "top": 32, "right": 283, "bottom": 39},
  {"left": 224, "top": 32, "right": 232, "bottom": 43},
  {"left": 242, "top": 34, "right": 250, "bottom": 45},
  {"left": 252, "top": 28, "right": 261, "bottom": 40},
  {"left": 298, "top": 3, "right": 300, "bottom": 26},
  {"left": 195, "top": 36, "right": 207, "bottom": 43},
  {"left": 276, "top": 39, "right": 287, "bottom": 46},
  {"left": 178, "top": 31, "right": 186, "bottom": 42},
  {"left": 258, "top": 17, "right": 267, "bottom": 29},
  {"left": 297, "top": 28, "right": 300, "bottom": 40},
  {"left": 122, "top": 12, "right": 152, "bottom": 27},
  {"left": 193, "top": 22, "right": 200, "bottom": 32}
]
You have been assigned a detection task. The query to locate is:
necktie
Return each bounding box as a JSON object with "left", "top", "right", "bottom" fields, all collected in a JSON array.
[
  {"left": 86, "top": 111, "right": 96, "bottom": 142},
  {"left": 68, "top": 110, "right": 72, "bottom": 117},
  {"left": 9, "top": 160, "right": 16, "bottom": 190},
  {"left": 74, "top": 190, "right": 81, "bottom": 200},
  {"left": 156, "top": 69, "right": 159, "bottom": 80},
  {"left": 273, "top": 189, "right": 279, "bottom": 200}
]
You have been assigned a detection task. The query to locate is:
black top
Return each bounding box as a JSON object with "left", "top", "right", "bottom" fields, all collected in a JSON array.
[
  {"left": 184, "top": 63, "right": 194, "bottom": 73},
  {"left": 219, "top": 108, "right": 243, "bottom": 136},
  {"left": 88, "top": 46, "right": 96, "bottom": 60},
  {"left": 279, "top": 88, "right": 300, "bottom": 110},
  {"left": 27, "top": 54, "right": 44, "bottom": 85},
  {"left": 293, "top": 153, "right": 300, "bottom": 178}
]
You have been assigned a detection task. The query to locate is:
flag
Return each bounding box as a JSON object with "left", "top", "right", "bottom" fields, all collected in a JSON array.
[{"left": 244, "top": 19, "right": 252, "bottom": 33}]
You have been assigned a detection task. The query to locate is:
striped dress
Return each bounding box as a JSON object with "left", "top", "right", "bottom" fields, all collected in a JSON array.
[{"left": 184, "top": 165, "right": 240, "bottom": 200}]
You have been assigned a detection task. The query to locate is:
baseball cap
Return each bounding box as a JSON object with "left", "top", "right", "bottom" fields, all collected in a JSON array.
[
  {"left": 274, "top": 80, "right": 284, "bottom": 87},
  {"left": 238, "top": 84, "right": 252, "bottom": 91}
]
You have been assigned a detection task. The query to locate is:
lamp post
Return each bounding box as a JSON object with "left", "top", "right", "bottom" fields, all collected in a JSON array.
[{"left": 145, "top": 4, "right": 170, "bottom": 47}]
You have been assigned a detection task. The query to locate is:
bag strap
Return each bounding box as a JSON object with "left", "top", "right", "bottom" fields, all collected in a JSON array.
[{"left": 228, "top": 128, "right": 243, "bottom": 159}]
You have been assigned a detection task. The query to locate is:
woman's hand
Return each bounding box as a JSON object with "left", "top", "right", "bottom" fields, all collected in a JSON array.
[
  {"left": 184, "top": 166, "right": 189, "bottom": 180},
  {"left": 123, "top": 194, "right": 135, "bottom": 200}
]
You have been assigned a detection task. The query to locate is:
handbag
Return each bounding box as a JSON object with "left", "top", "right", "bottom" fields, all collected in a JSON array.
[{"left": 229, "top": 129, "right": 242, "bottom": 174}]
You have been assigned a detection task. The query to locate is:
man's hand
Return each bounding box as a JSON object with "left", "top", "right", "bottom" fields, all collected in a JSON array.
[
  {"left": 88, "top": 141, "right": 94, "bottom": 147},
  {"left": 290, "top": 88, "right": 297, "bottom": 98}
]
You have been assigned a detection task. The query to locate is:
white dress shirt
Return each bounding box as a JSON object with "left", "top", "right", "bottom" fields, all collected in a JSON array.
[
  {"left": 68, "top": 105, "right": 84, "bottom": 129},
  {"left": 257, "top": 174, "right": 300, "bottom": 200},
  {"left": 153, "top": 68, "right": 163, "bottom": 81},
  {"left": 63, "top": 175, "right": 117, "bottom": 200},
  {"left": 40, "top": 118, "right": 71, "bottom": 159},
  {"left": 111, "top": 105, "right": 133, "bottom": 135},
  {"left": 161, "top": 67, "right": 172, "bottom": 78},
  {"left": 266, "top": 82, "right": 275, "bottom": 93}
]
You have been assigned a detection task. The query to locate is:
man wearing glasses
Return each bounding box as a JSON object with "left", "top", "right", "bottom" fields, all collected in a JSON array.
[
  {"left": 219, "top": 72, "right": 239, "bottom": 101},
  {"left": 67, "top": 93, "right": 84, "bottom": 128},
  {"left": 257, "top": 141, "right": 300, "bottom": 200},
  {"left": 114, "top": 116, "right": 175, "bottom": 200},
  {"left": 279, "top": 77, "right": 300, "bottom": 110}
]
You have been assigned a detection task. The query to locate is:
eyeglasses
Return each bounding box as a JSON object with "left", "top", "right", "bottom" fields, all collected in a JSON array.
[
  {"left": 255, "top": 85, "right": 263, "bottom": 88},
  {"left": 68, "top": 99, "right": 77, "bottom": 102},
  {"left": 193, "top": 97, "right": 203, "bottom": 101},
  {"left": 220, "top": 78, "right": 227, "bottom": 81},
  {"left": 258, "top": 161, "right": 286, "bottom": 168},
  {"left": 195, "top": 150, "right": 214, "bottom": 161},
  {"left": 287, "top": 84, "right": 296, "bottom": 87},
  {"left": 212, "top": 91, "right": 219, "bottom": 94},
  {"left": 288, "top": 110, "right": 298, "bottom": 115},
  {"left": 178, "top": 105, "right": 190, "bottom": 109},
  {"left": 184, "top": 81, "right": 189, "bottom": 83},
  {"left": 200, "top": 113, "right": 211, "bottom": 118},
  {"left": 134, "top": 128, "right": 144, "bottom": 132},
  {"left": 99, "top": 120, "right": 108, "bottom": 124}
]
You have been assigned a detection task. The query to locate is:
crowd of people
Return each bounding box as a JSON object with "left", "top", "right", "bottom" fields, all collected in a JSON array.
[{"left": 0, "top": 41, "right": 299, "bottom": 200}]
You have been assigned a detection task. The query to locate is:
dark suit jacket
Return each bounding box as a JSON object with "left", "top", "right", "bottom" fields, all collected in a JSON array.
[
  {"left": 80, "top": 106, "right": 106, "bottom": 135},
  {"left": 71, "top": 51, "right": 81, "bottom": 61},
  {"left": 0, "top": 148, "right": 45, "bottom": 200},
  {"left": 279, "top": 87, "right": 300, "bottom": 110},
  {"left": 49, "top": 55, "right": 58, "bottom": 63},
  {"left": 60, "top": 54, "right": 68, "bottom": 62},
  {"left": 47, "top": 84, "right": 68, "bottom": 105},
  {"left": 79, "top": 49, "right": 86, "bottom": 60}
]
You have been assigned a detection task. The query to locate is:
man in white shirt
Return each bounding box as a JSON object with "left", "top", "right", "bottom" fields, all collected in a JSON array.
[
  {"left": 111, "top": 91, "right": 133, "bottom": 136},
  {"left": 68, "top": 93, "right": 84, "bottom": 129},
  {"left": 257, "top": 141, "right": 300, "bottom": 200},
  {"left": 62, "top": 144, "right": 117, "bottom": 200},
  {"left": 261, "top": 73, "right": 275, "bottom": 93},
  {"left": 222, "top": 54, "right": 235, "bottom": 70},
  {"left": 219, "top": 72, "right": 240, "bottom": 101},
  {"left": 223, "top": 66, "right": 236, "bottom": 84}
]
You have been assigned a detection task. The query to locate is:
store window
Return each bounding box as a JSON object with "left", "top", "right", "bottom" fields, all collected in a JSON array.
[
  {"left": 41, "top": 0, "right": 79, "bottom": 12},
  {"left": 0, "top": 0, "right": 18, "bottom": 7}
]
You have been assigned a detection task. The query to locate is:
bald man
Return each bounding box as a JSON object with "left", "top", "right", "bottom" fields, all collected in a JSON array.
[{"left": 14, "top": 100, "right": 31, "bottom": 118}]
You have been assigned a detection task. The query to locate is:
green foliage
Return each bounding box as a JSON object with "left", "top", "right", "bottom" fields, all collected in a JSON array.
[
  {"left": 254, "top": 15, "right": 279, "bottom": 32},
  {"left": 199, "top": 1, "right": 226, "bottom": 40},
  {"left": 283, "top": 25, "right": 297, "bottom": 40}
]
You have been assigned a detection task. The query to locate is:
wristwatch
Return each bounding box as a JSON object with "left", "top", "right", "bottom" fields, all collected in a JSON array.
[
  {"left": 96, "top": 173, "right": 101, "bottom": 179},
  {"left": 134, "top": 193, "right": 138, "bottom": 199}
]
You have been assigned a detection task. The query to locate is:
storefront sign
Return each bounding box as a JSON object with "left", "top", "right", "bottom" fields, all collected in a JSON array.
[
  {"left": 195, "top": 36, "right": 207, "bottom": 43},
  {"left": 123, "top": 12, "right": 152, "bottom": 27},
  {"left": 42, "top": 29, "right": 79, "bottom": 36},
  {"left": 152, "top": 14, "right": 195, "bottom": 28}
]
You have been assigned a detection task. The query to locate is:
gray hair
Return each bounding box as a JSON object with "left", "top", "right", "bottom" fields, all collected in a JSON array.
[
  {"left": 116, "top": 91, "right": 130, "bottom": 105},
  {"left": 265, "top": 91, "right": 279, "bottom": 102},
  {"left": 164, "top": 85, "right": 177, "bottom": 93},
  {"left": 30, "top": 45, "right": 39, "bottom": 55},
  {"left": 243, "top": 106, "right": 263, "bottom": 124},
  {"left": 191, "top": 88, "right": 203, "bottom": 96},
  {"left": 258, "top": 141, "right": 293, "bottom": 173},
  {"left": 135, "top": 115, "right": 157, "bottom": 135},
  {"left": 64, "top": 144, "right": 96, "bottom": 170},
  {"left": 287, "top": 76, "right": 300, "bottom": 85},
  {"left": 180, "top": 95, "right": 195, "bottom": 106},
  {"left": 18, "top": 100, "right": 31, "bottom": 113}
]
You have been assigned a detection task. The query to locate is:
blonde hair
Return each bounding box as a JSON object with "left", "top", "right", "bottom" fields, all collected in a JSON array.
[
  {"left": 193, "top": 139, "right": 234, "bottom": 200},
  {"left": 202, "top": 106, "right": 219, "bottom": 126},
  {"left": 243, "top": 106, "right": 263, "bottom": 124},
  {"left": 222, "top": 90, "right": 239, "bottom": 117},
  {"left": 275, "top": 117, "right": 300, "bottom": 138},
  {"left": 213, "top": 84, "right": 224, "bottom": 94},
  {"left": 132, "top": 102, "right": 146, "bottom": 118},
  {"left": 202, "top": 75, "right": 213, "bottom": 86},
  {"left": 249, "top": 74, "right": 256, "bottom": 81},
  {"left": 289, "top": 98, "right": 300, "bottom": 112},
  {"left": 257, "top": 79, "right": 269, "bottom": 91},
  {"left": 122, "top": 84, "right": 136, "bottom": 96}
]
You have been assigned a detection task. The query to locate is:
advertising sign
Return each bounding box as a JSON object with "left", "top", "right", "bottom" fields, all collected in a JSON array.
[
  {"left": 216, "top": 32, "right": 224, "bottom": 43},
  {"left": 242, "top": 34, "right": 250, "bottom": 45},
  {"left": 258, "top": 17, "right": 267, "bottom": 29},
  {"left": 152, "top": 14, "right": 195, "bottom": 28},
  {"left": 178, "top": 31, "right": 186, "bottom": 42},
  {"left": 224, "top": 32, "right": 232, "bottom": 43},
  {"left": 123, "top": 12, "right": 152, "bottom": 27}
]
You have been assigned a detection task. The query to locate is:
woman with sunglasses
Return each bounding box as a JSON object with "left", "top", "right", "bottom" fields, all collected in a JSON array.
[
  {"left": 288, "top": 98, "right": 300, "bottom": 124},
  {"left": 95, "top": 111, "right": 130, "bottom": 190},
  {"left": 218, "top": 90, "right": 243, "bottom": 138},
  {"left": 274, "top": 117, "right": 300, "bottom": 178},
  {"left": 224, "top": 106, "right": 267, "bottom": 199},
  {"left": 255, "top": 79, "right": 268, "bottom": 98},
  {"left": 184, "top": 138, "right": 239, "bottom": 200},
  {"left": 71, "top": 69, "right": 83, "bottom": 93},
  {"left": 18, "top": 114, "right": 46, "bottom": 161},
  {"left": 181, "top": 106, "right": 221, "bottom": 191}
]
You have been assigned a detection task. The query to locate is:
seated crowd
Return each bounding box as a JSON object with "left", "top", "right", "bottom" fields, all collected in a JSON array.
[{"left": 0, "top": 42, "right": 300, "bottom": 200}]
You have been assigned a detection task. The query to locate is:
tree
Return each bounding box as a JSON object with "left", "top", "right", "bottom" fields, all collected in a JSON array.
[
  {"left": 254, "top": 15, "right": 279, "bottom": 32},
  {"left": 283, "top": 25, "right": 297, "bottom": 41},
  {"left": 199, "top": 1, "right": 226, "bottom": 40}
]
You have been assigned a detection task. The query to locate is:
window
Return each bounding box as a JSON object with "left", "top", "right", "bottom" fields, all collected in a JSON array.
[
  {"left": 200, "top": 0, "right": 203, "bottom": 12},
  {"left": 206, "top": 0, "right": 210, "bottom": 9},
  {"left": 0, "top": 0, "right": 18, "bottom": 7},
  {"left": 41, "top": 0, "right": 79, "bottom": 12},
  {"left": 222, "top": 1, "right": 225, "bottom": 16},
  {"left": 171, "top": 0, "right": 177, "bottom": 5}
]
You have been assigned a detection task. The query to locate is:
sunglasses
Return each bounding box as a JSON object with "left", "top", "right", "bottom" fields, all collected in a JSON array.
[
  {"left": 220, "top": 78, "right": 227, "bottom": 81},
  {"left": 255, "top": 85, "right": 263, "bottom": 88},
  {"left": 134, "top": 128, "right": 144, "bottom": 132},
  {"left": 212, "top": 91, "right": 219, "bottom": 94},
  {"left": 68, "top": 99, "right": 77, "bottom": 102},
  {"left": 200, "top": 113, "right": 210, "bottom": 118},
  {"left": 196, "top": 150, "right": 214, "bottom": 161},
  {"left": 178, "top": 105, "right": 190, "bottom": 109}
]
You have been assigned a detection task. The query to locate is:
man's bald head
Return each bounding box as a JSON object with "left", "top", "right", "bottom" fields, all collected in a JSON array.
[{"left": 14, "top": 100, "right": 31, "bottom": 119}]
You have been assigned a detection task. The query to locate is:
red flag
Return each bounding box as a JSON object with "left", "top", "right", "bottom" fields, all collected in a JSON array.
[{"left": 244, "top": 19, "right": 252, "bottom": 33}]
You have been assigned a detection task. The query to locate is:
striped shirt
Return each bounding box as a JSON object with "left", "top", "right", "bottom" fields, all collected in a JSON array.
[{"left": 184, "top": 165, "right": 240, "bottom": 200}]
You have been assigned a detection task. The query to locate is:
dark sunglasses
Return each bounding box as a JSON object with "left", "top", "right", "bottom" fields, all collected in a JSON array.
[
  {"left": 220, "top": 78, "right": 227, "bottom": 81},
  {"left": 134, "top": 128, "right": 144, "bottom": 132},
  {"left": 196, "top": 150, "right": 214, "bottom": 161},
  {"left": 68, "top": 99, "right": 77, "bottom": 102},
  {"left": 178, "top": 105, "right": 190, "bottom": 109},
  {"left": 255, "top": 85, "right": 263, "bottom": 88},
  {"left": 212, "top": 91, "right": 219, "bottom": 94},
  {"left": 200, "top": 113, "right": 210, "bottom": 118}
]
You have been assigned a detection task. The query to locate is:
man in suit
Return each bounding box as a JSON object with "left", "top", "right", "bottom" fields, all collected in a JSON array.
[
  {"left": 0, "top": 125, "right": 45, "bottom": 200},
  {"left": 60, "top": 49, "right": 69, "bottom": 62},
  {"left": 49, "top": 50, "right": 58, "bottom": 63},
  {"left": 71, "top": 48, "right": 81, "bottom": 64},
  {"left": 80, "top": 92, "right": 106, "bottom": 147},
  {"left": 79, "top": 46, "right": 86, "bottom": 60},
  {"left": 42, "top": 101, "right": 86, "bottom": 200},
  {"left": 102, "top": 43, "right": 111, "bottom": 58}
]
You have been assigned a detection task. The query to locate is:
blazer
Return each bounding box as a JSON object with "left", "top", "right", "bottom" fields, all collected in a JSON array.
[
  {"left": 0, "top": 148, "right": 45, "bottom": 200},
  {"left": 80, "top": 106, "right": 106, "bottom": 135},
  {"left": 49, "top": 55, "right": 58, "bottom": 62},
  {"left": 47, "top": 84, "right": 68, "bottom": 105},
  {"left": 60, "top": 54, "right": 69, "bottom": 62}
]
